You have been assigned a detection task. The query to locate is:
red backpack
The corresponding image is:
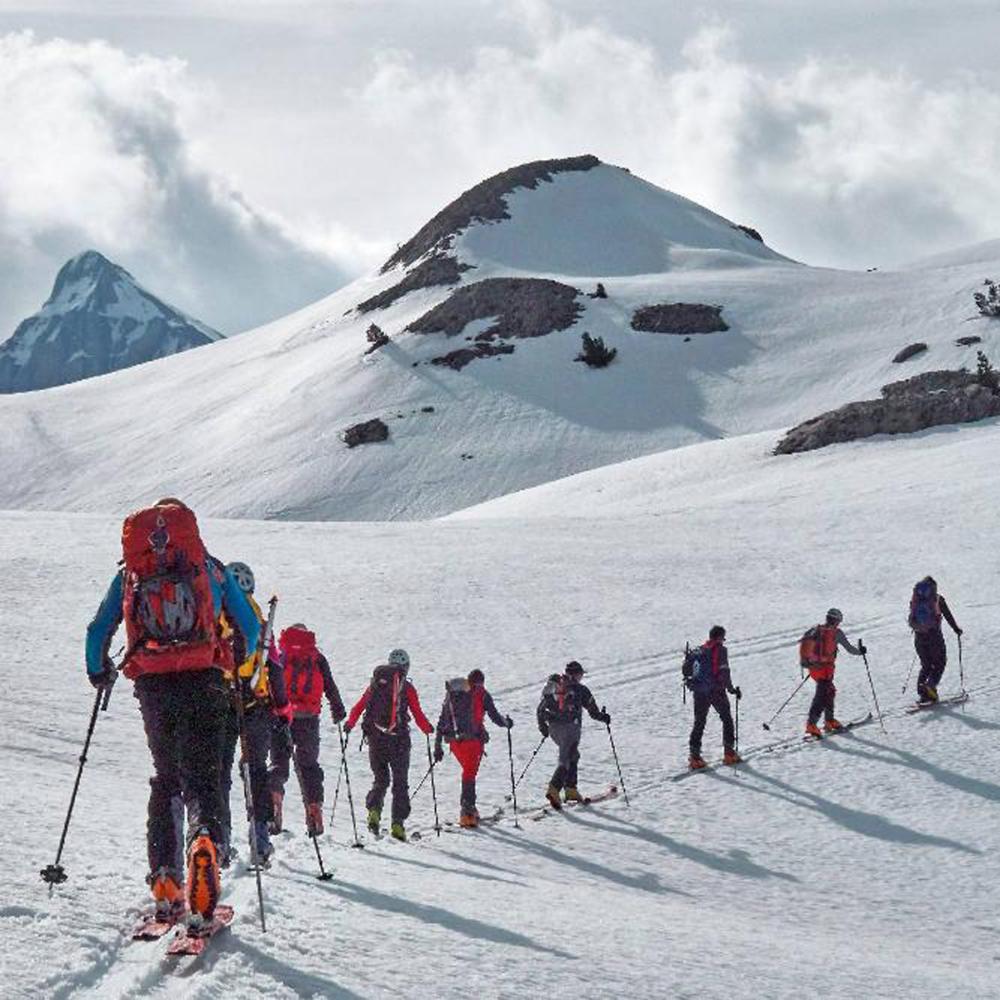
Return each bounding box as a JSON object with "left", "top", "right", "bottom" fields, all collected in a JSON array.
[
  {"left": 280, "top": 626, "right": 324, "bottom": 716},
  {"left": 799, "top": 625, "right": 838, "bottom": 679},
  {"left": 120, "top": 502, "right": 218, "bottom": 678}
]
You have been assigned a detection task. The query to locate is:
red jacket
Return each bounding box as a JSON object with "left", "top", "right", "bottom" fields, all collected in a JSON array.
[{"left": 347, "top": 675, "right": 433, "bottom": 736}]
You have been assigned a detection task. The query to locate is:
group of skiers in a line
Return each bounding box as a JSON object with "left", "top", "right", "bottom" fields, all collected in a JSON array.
[
  {"left": 681, "top": 580, "right": 963, "bottom": 769},
  {"left": 82, "top": 498, "right": 964, "bottom": 932}
]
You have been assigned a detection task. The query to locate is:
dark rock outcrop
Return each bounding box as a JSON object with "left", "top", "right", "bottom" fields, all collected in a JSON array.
[
  {"left": 409, "top": 278, "right": 582, "bottom": 343},
  {"left": 0, "top": 250, "right": 220, "bottom": 394},
  {"left": 892, "top": 342, "right": 927, "bottom": 363},
  {"left": 343, "top": 418, "right": 389, "bottom": 448},
  {"left": 364, "top": 324, "right": 390, "bottom": 354},
  {"left": 631, "top": 303, "right": 728, "bottom": 335},
  {"left": 956, "top": 335, "right": 982, "bottom": 347},
  {"left": 357, "top": 255, "right": 473, "bottom": 314},
  {"left": 775, "top": 370, "right": 1000, "bottom": 454},
  {"left": 735, "top": 224, "right": 764, "bottom": 243},
  {"left": 430, "top": 343, "right": 516, "bottom": 371},
  {"left": 381, "top": 155, "right": 601, "bottom": 272}
]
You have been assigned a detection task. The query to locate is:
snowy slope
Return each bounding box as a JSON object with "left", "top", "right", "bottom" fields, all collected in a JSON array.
[
  {"left": 1, "top": 159, "right": 997, "bottom": 519},
  {"left": 0, "top": 251, "right": 221, "bottom": 393},
  {"left": 3, "top": 414, "right": 1000, "bottom": 998}
]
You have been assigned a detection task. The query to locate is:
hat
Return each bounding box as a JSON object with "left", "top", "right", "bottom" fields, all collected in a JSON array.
[{"left": 565, "top": 660, "right": 584, "bottom": 676}]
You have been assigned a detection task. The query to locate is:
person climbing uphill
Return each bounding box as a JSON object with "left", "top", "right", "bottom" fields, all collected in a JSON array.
[
  {"left": 800, "top": 608, "right": 866, "bottom": 737},
  {"left": 684, "top": 625, "right": 741, "bottom": 769},
  {"left": 344, "top": 649, "right": 433, "bottom": 841},
  {"left": 434, "top": 669, "right": 513, "bottom": 827},
  {"left": 908, "top": 576, "right": 963, "bottom": 704},
  {"left": 536, "top": 661, "right": 609, "bottom": 809},
  {"left": 85, "top": 499, "right": 258, "bottom": 927}
]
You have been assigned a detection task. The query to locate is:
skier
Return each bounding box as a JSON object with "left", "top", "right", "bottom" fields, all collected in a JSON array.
[
  {"left": 344, "top": 649, "right": 434, "bottom": 841},
  {"left": 536, "top": 660, "right": 610, "bottom": 809},
  {"left": 908, "top": 576, "right": 963, "bottom": 704},
  {"left": 217, "top": 561, "right": 289, "bottom": 867},
  {"left": 84, "top": 499, "right": 259, "bottom": 924},
  {"left": 800, "top": 608, "right": 866, "bottom": 737},
  {"left": 685, "top": 625, "right": 742, "bottom": 769},
  {"left": 267, "top": 622, "right": 345, "bottom": 836},
  {"left": 433, "top": 669, "right": 513, "bottom": 827}
]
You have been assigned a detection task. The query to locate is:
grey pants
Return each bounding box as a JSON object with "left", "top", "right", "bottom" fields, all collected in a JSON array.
[{"left": 548, "top": 720, "right": 582, "bottom": 790}]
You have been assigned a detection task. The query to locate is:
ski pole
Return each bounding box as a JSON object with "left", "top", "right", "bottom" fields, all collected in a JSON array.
[
  {"left": 735, "top": 694, "right": 740, "bottom": 751},
  {"left": 901, "top": 651, "right": 917, "bottom": 694},
  {"left": 411, "top": 761, "right": 434, "bottom": 801},
  {"left": 425, "top": 734, "right": 441, "bottom": 837},
  {"left": 506, "top": 726, "right": 520, "bottom": 829},
  {"left": 329, "top": 731, "right": 347, "bottom": 830},
  {"left": 338, "top": 724, "right": 364, "bottom": 849},
  {"left": 603, "top": 707, "right": 630, "bottom": 807},
  {"left": 290, "top": 739, "right": 335, "bottom": 880},
  {"left": 861, "top": 651, "right": 886, "bottom": 733},
  {"left": 40, "top": 681, "right": 108, "bottom": 885},
  {"left": 762, "top": 675, "right": 809, "bottom": 731},
  {"left": 513, "top": 735, "right": 547, "bottom": 791},
  {"left": 958, "top": 634, "right": 965, "bottom": 692}
]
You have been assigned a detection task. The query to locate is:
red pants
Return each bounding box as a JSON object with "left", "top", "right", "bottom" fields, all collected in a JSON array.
[{"left": 450, "top": 739, "right": 483, "bottom": 780}]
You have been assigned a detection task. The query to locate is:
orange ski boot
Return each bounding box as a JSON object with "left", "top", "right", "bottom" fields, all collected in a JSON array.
[
  {"left": 805, "top": 722, "right": 822, "bottom": 738},
  {"left": 688, "top": 755, "right": 708, "bottom": 770},
  {"left": 150, "top": 867, "right": 185, "bottom": 920},
  {"left": 824, "top": 718, "right": 844, "bottom": 733},
  {"left": 723, "top": 749, "right": 742, "bottom": 765},
  {"left": 186, "top": 829, "right": 220, "bottom": 925},
  {"left": 305, "top": 801, "right": 324, "bottom": 837}
]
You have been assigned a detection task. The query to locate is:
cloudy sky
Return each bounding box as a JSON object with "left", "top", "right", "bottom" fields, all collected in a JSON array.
[{"left": 1, "top": 0, "right": 999, "bottom": 336}]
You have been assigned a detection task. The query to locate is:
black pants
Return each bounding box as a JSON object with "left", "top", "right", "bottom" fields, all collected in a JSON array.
[
  {"left": 220, "top": 699, "right": 274, "bottom": 851},
  {"left": 134, "top": 670, "right": 229, "bottom": 878},
  {"left": 268, "top": 715, "right": 324, "bottom": 803},
  {"left": 808, "top": 679, "right": 837, "bottom": 725},
  {"left": 915, "top": 629, "right": 947, "bottom": 696},
  {"left": 365, "top": 730, "right": 412, "bottom": 823},
  {"left": 689, "top": 689, "right": 735, "bottom": 756},
  {"left": 548, "top": 720, "right": 581, "bottom": 790}
]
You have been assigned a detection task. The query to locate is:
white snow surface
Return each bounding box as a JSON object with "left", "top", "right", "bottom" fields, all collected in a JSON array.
[
  {"left": 3, "top": 418, "right": 1000, "bottom": 998},
  {"left": 1, "top": 166, "right": 998, "bottom": 520}
]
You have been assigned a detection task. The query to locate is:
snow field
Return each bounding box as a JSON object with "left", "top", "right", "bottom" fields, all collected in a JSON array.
[{"left": 3, "top": 417, "right": 1000, "bottom": 997}]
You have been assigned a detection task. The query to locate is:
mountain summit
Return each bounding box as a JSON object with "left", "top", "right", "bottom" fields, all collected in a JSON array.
[{"left": 0, "top": 250, "right": 221, "bottom": 394}]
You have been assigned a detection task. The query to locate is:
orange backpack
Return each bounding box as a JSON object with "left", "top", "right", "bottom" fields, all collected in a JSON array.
[
  {"left": 799, "top": 624, "right": 838, "bottom": 679},
  {"left": 120, "top": 502, "right": 218, "bottom": 678}
]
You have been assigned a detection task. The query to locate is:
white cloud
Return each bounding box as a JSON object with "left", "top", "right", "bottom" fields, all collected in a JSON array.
[
  {"left": 0, "top": 31, "right": 352, "bottom": 336},
  {"left": 340, "top": 8, "right": 1000, "bottom": 269}
]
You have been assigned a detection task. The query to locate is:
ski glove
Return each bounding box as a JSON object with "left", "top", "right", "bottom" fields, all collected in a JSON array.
[
  {"left": 88, "top": 658, "right": 115, "bottom": 690},
  {"left": 858, "top": 641, "right": 867, "bottom": 655},
  {"left": 955, "top": 627, "right": 964, "bottom": 637},
  {"left": 538, "top": 722, "right": 549, "bottom": 738},
  {"left": 599, "top": 711, "right": 611, "bottom": 725},
  {"left": 433, "top": 745, "right": 444, "bottom": 763},
  {"left": 729, "top": 686, "right": 742, "bottom": 700},
  {"left": 504, "top": 715, "right": 514, "bottom": 729}
]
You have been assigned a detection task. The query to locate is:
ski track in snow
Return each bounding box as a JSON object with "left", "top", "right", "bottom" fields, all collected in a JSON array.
[{"left": 4, "top": 464, "right": 1000, "bottom": 999}]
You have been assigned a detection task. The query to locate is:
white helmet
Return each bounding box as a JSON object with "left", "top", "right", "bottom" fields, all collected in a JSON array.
[
  {"left": 227, "top": 561, "right": 255, "bottom": 595},
  {"left": 388, "top": 648, "right": 410, "bottom": 670}
]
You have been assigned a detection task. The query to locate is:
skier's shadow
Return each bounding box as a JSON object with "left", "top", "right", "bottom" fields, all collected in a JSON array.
[
  {"left": 486, "top": 823, "right": 691, "bottom": 896},
  {"left": 327, "top": 877, "right": 575, "bottom": 958},
  {"left": 561, "top": 804, "right": 798, "bottom": 882},
  {"left": 373, "top": 847, "right": 527, "bottom": 887},
  {"left": 736, "top": 765, "right": 979, "bottom": 853},
  {"left": 836, "top": 732, "right": 1000, "bottom": 805},
  {"left": 933, "top": 710, "right": 1000, "bottom": 734},
  {"left": 198, "top": 937, "right": 362, "bottom": 998}
]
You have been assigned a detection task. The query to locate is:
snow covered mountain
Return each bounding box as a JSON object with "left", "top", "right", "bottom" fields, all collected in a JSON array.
[
  {"left": 0, "top": 250, "right": 221, "bottom": 394},
  {"left": 0, "top": 157, "right": 997, "bottom": 518}
]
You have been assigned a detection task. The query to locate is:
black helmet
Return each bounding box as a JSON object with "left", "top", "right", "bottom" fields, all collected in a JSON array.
[
  {"left": 709, "top": 625, "right": 726, "bottom": 640},
  {"left": 565, "top": 660, "right": 584, "bottom": 677},
  {"left": 467, "top": 668, "right": 485, "bottom": 685}
]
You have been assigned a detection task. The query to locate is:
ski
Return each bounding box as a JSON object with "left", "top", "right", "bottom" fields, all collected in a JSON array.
[
  {"left": 525, "top": 785, "right": 618, "bottom": 820},
  {"left": 131, "top": 908, "right": 185, "bottom": 941},
  {"left": 803, "top": 712, "right": 874, "bottom": 742},
  {"left": 906, "top": 692, "right": 969, "bottom": 714},
  {"left": 442, "top": 806, "right": 504, "bottom": 833},
  {"left": 166, "top": 905, "right": 234, "bottom": 957}
]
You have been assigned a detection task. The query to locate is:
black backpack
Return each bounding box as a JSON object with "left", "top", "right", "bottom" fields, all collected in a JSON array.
[{"left": 364, "top": 664, "right": 408, "bottom": 734}]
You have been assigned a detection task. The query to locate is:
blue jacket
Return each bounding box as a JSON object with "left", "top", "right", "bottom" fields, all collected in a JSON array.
[{"left": 85, "top": 560, "right": 259, "bottom": 680}]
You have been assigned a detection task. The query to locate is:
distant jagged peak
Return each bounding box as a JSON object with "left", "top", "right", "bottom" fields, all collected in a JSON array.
[{"left": 381, "top": 155, "right": 602, "bottom": 272}]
